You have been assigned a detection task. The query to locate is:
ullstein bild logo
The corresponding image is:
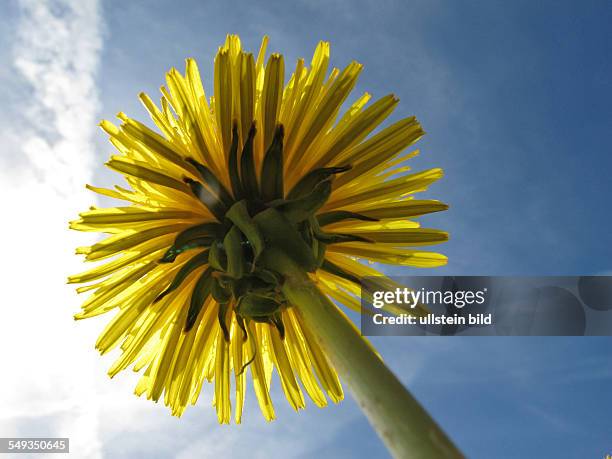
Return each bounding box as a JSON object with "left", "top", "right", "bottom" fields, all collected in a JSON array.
[{"left": 360, "top": 276, "right": 612, "bottom": 336}]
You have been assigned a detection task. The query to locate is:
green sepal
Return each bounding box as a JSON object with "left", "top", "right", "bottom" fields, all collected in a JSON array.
[
  {"left": 321, "top": 259, "right": 361, "bottom": 285},
  {"left": 271, "top": 311, "right": 286, "bottom": 339},
  {"left": 265, "top": 198, "right": 285, "bottom": 207},
  {"left": 217, "top": 302, "right": 231, "bottom": 341},
  {"left": 252, "top": 268, "right": 283, "bottom": 286},
  {"left": 236, "top": 293, "right": 282, "bottom": 319},
  {"left": 236, "top": 345, "right": 257, "bottom": 376},
  {"left": 229, "top": 277, "right": 247, "bottom": 299},
  {"left": 228, "top": 122, "right": 244, "bottom": 200},
  {"left": 155, "top": 249, "right": 209, "bottom": 303},
  {"left": 260, "top": 125, "right": 284, "bottom": 202},
  {"left": 273, "top": 179, "right": 332, "bottom": 223},
  {"left": 223, "top": 225, "right": 246, "bottom": 278},
  {"left": 317, "top": 210, "right": 379, "bottom": 227},
  {"left": 159, "top": 238, "right": 210, "bottom": 263},
  {"left": 307, "top": 216, "right": 327, "bottom": 268},
  {"left": 208, "top": 241, "right": 227, "bottom": 271},
  {"left": 226, "top": 200, "right": 264, "bottom": 263},
  {"left": 212, "top": 271, "right": 233, "bottom": 288},
  {"left": 231, "top": 274, "right": 275, "bottom": 299},
  {"left": 298, "top": 219, "right": 314, "bottom": 246},
  {"left": 240, "top": 123, "right": 259, "bottom": 199},
  {"left": 235, "top": 314, "right": 248, "bottom": 341},
  {"left": 186, "top": 157, "right": 234, "bottom": 208},
  {"left": 286, "top": 165, "right": 351, "bottom": 200},
  {"left": 313, "top": 231, "right": 373, "bottom": 244},
  {"left": 212, "top": 278, "right": 231, "bottom": 304},
  {"left": 184, "top": 177, "right": 227, "bottom": 221},
  {"left": 313, "top": 238, "right": 327, "bottom": 268},
  {"left": 185, "top": 268, "right": 214, "bottom": 332},
  {"left": 254, "top": 208, "right": 318, "bottom": 272},
  {"left": 174, "top": 222, "right": 226, "bottom": 247},
  {"left": 160, "top": 221, "right": 223, "bottom": 263}
]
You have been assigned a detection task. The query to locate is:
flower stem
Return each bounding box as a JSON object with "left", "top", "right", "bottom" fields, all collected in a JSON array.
[{"left": 269, "top": 251, "right": 463, "bottom": 458}]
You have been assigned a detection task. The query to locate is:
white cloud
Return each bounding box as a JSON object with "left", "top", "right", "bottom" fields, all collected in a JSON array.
[{"left": 0, "top": 1, "right": 105, "bottom": 457}]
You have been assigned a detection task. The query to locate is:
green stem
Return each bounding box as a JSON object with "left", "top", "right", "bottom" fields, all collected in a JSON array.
[{"left": 269, "top": 251, "right": 463, "bottom": 459}]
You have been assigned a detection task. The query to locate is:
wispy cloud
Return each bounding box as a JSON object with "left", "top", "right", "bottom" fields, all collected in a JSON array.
[{"left": 0, "top": 1, "right": 104, "bottom": 457}]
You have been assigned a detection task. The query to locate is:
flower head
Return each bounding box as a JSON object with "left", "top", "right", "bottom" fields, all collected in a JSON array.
[{"left": 70, "top": 35, "right": 448, "bottom": 423}]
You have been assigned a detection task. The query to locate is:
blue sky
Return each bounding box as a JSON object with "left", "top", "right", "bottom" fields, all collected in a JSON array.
[{"left": 1, "top": 1, "right": 611, "bottom": 458}]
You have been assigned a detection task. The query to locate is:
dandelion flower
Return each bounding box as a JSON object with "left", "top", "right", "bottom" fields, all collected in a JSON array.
[{"left": 69, "top": 35, "right": 448, "bottom": 425}]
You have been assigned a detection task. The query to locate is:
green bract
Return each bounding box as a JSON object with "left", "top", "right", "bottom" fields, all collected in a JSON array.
[{"left": 158, "top": 122, "right": 377, "bottom": 339}]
